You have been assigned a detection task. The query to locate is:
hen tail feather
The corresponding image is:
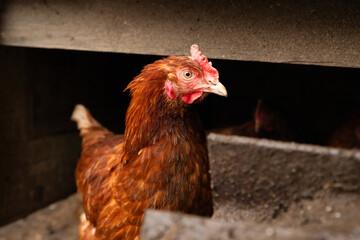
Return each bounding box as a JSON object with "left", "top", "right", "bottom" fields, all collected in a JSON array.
[
  {"left": 71, "top": 104, "right": 105, "bottom": 136},
  {"left": 71, "top": 104, "right": 114, "bottom": 150}
]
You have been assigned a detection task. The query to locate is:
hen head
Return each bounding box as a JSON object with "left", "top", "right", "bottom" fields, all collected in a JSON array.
[
  {"left": 165, "top": 45, "right": 227, "bottom": 104},
  {"left": 127, "top": 45, "right": 227, "bottom": 105}
]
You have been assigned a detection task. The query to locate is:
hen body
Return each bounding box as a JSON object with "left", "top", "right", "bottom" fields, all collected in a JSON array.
[
  {"left": 210, "top": 99, "right": 296, "bottom": 141},
  {"left": 71, "top": 45, "right": 227, "bottom": 239}
]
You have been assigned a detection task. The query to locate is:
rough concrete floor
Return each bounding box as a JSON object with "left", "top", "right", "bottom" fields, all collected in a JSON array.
[
  {"left": 212, "top": 190, "right": 360, "bottom": 239},
  {"left": 0, "top": 194, "right": 82, "bottom": 240},
  {"left": 1, "top": 190, "right": 359, "bottom": 239}
]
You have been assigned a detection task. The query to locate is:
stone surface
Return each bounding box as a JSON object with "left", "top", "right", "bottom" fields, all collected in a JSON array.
[
  {"left": 208, "top": 133, "right": 360, "bottom": 223},
  {"left": 141, "top": 209, "right": 360, "bottom": 240},
  {"left": 1, "top": 0, "right": 359, "bottom": 68},
  {"left": 0, "top": 194, "right": 82, "bottom": 240}
]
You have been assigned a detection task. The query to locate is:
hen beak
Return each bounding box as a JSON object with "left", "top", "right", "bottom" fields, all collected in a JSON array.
[{"left": 204, "top": 81, "right": 228, "bottom": 97}]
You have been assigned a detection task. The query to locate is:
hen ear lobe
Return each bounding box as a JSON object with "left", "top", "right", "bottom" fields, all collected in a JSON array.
[{"left": 165, "top": 80, "right": 178, "bottom": 100}]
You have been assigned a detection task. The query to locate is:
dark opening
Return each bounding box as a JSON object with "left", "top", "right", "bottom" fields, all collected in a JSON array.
[{"left": 0, "top": 45, "right": 359, "bottom": 226}]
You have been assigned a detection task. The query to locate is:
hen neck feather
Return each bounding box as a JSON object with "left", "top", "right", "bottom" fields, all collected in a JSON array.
[{"left": 124, "top": 72, "right": 204, "bottom": 158}]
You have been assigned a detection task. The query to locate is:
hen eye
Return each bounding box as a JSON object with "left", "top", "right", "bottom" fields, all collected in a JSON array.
[{"left": 182, "top": 70, "right": 193, "bottom": 79}]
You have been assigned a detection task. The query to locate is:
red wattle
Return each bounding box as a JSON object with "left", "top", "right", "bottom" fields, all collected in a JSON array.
[{"left": 181, "top": 91, "right": 203, "bottom": 104}]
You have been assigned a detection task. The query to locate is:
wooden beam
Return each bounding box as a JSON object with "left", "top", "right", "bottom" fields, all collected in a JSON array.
[{"left": 1, "top": 0, "right": 359, "bottom": 68}]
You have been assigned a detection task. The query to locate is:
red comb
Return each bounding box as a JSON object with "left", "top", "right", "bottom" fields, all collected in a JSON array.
[{"left": 190, "top": 45, "right": 219, "bottom": 84}]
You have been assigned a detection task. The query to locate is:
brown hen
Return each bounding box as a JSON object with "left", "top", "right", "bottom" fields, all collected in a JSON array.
[
  {"left": 211, "top": 99, "right": 296, "bottom": 141},
  {"left": 71, "top": 45, "right": 227, "bottom": 240}
]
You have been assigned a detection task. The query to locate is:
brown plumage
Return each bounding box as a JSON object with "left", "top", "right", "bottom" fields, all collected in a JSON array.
[
  {"left": 328, "top": 116, "right": 360, "bottom": 149},
  {"left": 71, "top": 45, "right": 227, "bottom": 240}
]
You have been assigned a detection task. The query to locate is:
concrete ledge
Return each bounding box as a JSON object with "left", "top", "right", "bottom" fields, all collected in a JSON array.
[
  {"left": 141, "top": 210, "right": 360, "bottom": 240},
  {"left": 208, "top": 133, "right": 360, "bottom": 222}
]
